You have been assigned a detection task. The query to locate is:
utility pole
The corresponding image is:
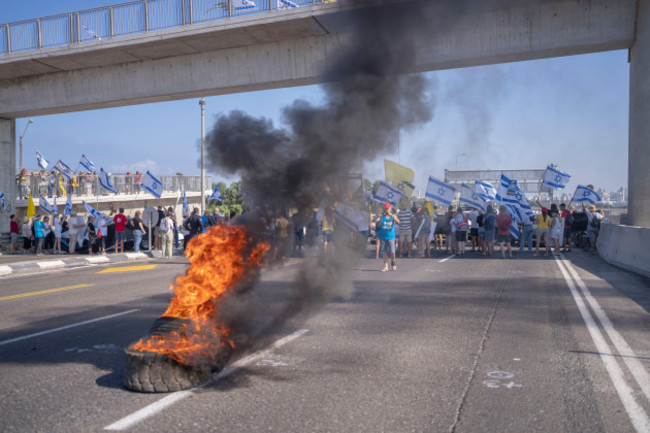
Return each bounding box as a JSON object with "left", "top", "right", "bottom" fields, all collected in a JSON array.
[{"left": 199, "top": 98, "right": 206, "bottom": 215}]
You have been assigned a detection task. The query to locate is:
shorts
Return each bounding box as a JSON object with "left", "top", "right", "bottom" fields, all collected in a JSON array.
[
  {"left": 563, "top": 228, "right": 572, "bottom": 239},
  {"left": 115, "top": 230, "right": 126, "bottom": 241},
  {"left": 455, "top": 231, "right": 467, "bottom": 242},
  {"left": 483, "top": 229, "right": 495, "bottom": 242},
  {"left": 496, "top": 234, "right": 510, "bottom": 243},
  {"left": 379, "top": 238, "right": 395, "bottom": 256},
  {"left": 478, "top": 227, "right": 485, "bottom": 237},
  {"left": 399, "top": 230, "right": 412, "bottom": 243},
  {"left": 322, "top": 230, "right": 334, "bottom": 243},
  {"left": 470, "top": 228, "right": 479, "bottom": 237},
  {"left": 11, "top": 233, "right": 20, "bottom": 243},
  {"left": 586, "top": 229, "right": 599, "bottom": 239},
  {"left": 550, "top": 231, "right": 562, "bottom": 241},
  {"left": 535, "top": 229, "right": 549, "bottom": 239}
]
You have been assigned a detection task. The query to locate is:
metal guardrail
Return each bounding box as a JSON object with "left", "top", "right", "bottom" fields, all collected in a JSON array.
[
  {"left": 1, "top": 0, "right": 334, "bottom": 55},
  {"left": 14, "top": 173, "right": 211, "bottom": 200}
]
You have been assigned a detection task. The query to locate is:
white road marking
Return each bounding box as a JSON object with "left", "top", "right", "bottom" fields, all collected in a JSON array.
[
  {"left": 439, "top": 254, "right": 456, "bottom": 263},
  {"left": 104, "top": 329, "right": 310, "bottom": 431},
  {"left": 554, "top": 257, "right": 650, "bottom": 433},
  {"left": 85, "top": 256, "right": 110, "bottom": 264},
  {"left": 0, "top": 309, "right": 141, "bottom": 347},
  {"left": 37, "top": 260, "right": 66, "bottom": 269},
  {"left": 559, "top": 254, "right": 650, "bottom": 401}
]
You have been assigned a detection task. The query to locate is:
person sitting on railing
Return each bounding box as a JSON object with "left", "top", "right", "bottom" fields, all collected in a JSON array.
[{"left": 16, "top": 169, "right": 28, "bottom": 199}]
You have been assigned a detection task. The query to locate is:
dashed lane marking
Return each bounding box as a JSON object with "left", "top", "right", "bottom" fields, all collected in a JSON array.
[
  {"left": 439, "top": 254, "right": 456, "bottom": 262},
  {"left": 97, "top": 264, "right": 157, "bottom": 274},
  {"left": 0, "top": 284, "right": 94, "bottom": 301}
]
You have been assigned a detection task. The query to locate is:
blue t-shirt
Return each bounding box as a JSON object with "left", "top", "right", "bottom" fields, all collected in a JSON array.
[
  {"left": 484, "top": 213, "right": 496, "bottom": 231},
  {"left": 377, "top": 216, "right": 396, "bottom": 240},
  {"left": 200, "top": 216, "right": 208, "bottom": 234},
  {"left": 34, "top": 220, "right": 44, "bottom": 238}
]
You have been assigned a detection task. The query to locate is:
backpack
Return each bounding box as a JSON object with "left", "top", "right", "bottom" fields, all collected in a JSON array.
[
  {"left": 565, "top": 212, "right": 574, "bottom": 227},
  {"left": 498, "top": 216, "right": 511, "bottom": 232},
  {"left": 590, "top": 216, "right": 601, "bottom": 229},
  {"left": 456, "top": 216, "right": 469, "bottom": 230}
]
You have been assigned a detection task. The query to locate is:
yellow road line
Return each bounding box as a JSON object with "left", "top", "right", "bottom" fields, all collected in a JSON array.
[
  {"left": 0, "top": 284, "right": 94, "bottom": 301},
  {"left": 97, "top": 264, "right": 157, "bottom": 274}
]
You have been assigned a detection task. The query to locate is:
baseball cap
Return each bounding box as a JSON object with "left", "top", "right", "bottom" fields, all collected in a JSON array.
[
  {"left": 541, "top": 207, "right": 548, "bottom": 213},
  {"left": 383, "top": 203, "right": 391, "bottom": 209}
]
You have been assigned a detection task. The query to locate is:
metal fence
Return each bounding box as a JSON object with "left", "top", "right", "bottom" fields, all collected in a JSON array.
[
  {"left": 1, "top": 0, "right": 335, "bottom": 55},
  {"left": 15, "top": 173, "right": 211, "bottom": 200}
]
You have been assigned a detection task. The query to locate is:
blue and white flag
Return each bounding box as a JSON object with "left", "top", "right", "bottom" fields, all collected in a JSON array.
[
  {"left": 182, "top": 191, "right": 189, "bottom": 216},
  {"left": 64, "top": 194, "right": 73, "bottom": 217},
  {"left": 233, "top": 0, "right": 256, "bottom": 9},
  {"left": 141, "top": 171, "right": 163, "bottom": 199},
  {"left": 0, "top": 193, "right": 7, "bottom": 212},
  {"left": 496, "top": 174, "right": 531, "bottom": 212},
  {"left": 79, "top": 154, "right": 95, "bottom": 172},
  {"left": 98, "top": 168, "right": 117, "bottom": 194},
  {"left": 474, "top": 180, "right": 496, "bottom": 201},
  {"left": 276, "top": 0, "right": 298, "bottom": 8},
  {"left": 542, "top": 165, "right": 571, "bottom": 189},
  {"left": 571, "top": 185, "right": 601, "bottom": 204},
  {"left": 425, "top": 176, "right": 455, "bottom": 206},
  {"left": 82, "top": 201, "right": 103, "bottom": 220},
  {"left": 373, "top": 181, "right": 407, "bottom": 206},
  {"left": 52, "top": 197, "right": 58, "bottom": 215},
  {"left": 459, "top": 183, "right": 487, "bottom": 211},
  {"left": 53, "top": 160, "right": 74, "bottom": 181},
  {"left": 209, "top": 184, "right": 221, "bottom": 201},
  {"left": 35, "top": 150, "right": 49, "bottom": 170},
  {"left": 39, "top": 195, "right": 55, "bottom": 215}
]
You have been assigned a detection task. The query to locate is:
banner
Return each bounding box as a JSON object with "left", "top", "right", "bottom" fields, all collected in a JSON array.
[
  {"left": 53, "top": 160, "right": 74, "bottom": 181},
  {"left": 571, "top": 185, "right": 601, "bottom": 204},
  {"left": 373, "top": 181, "right": 407, "bottom": 206},
  {"left": 27, "top": 193, "right": 35, "bottom": 218},
  {"left": 334, "top": 201, "right": 370, "bottom": 232},
  {"left": 425, "top": 176, "right": 455, "bottom": 206},
  {"left": 36, "top": 150, "right": 49, "bottom": 170},
  {"left": 474, "top": 180, "right": 496, "bottom": 201},
  {"left": 79, "top": 154, "right": 96, "bottom": 172},
  {"left": 141, "top": 171, "right": 163, "bottom": 199},
  {"left": 384, "top": 159, "right": 415, "bottom": 198},
  {"left": 99, "top": 168, "right": 118, "bottom": 194},
  {"left": 459, "top": 183, "right": 487, "bottom": 211},
  {"left": 542, "top": 165, "right": 571, "bottom": 189}
]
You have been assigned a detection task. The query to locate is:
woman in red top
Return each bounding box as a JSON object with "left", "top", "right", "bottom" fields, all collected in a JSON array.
[
  {"left": 494, "top": 205, "right": 513, "bottom": 259},
  {"left": 10, "top": 214, "right": 20, "bottom": 254}
]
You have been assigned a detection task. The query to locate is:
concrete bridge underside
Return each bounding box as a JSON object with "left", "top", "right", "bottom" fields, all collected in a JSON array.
[{"left": 0, "top": 0, "right": 648, "bottom": 229}]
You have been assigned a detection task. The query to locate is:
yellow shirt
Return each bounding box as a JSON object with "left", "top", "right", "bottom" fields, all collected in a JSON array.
[
  {"left": 537, "top": 214, "right": 550, "bottom": 230},
  {"left": 322, "top": 215, "right": 335, "bottom": 231}
]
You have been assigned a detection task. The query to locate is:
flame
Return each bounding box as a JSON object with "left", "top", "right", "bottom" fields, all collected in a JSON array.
[{"left": 130, "top": 224, "right": 270, "bottom": 365}]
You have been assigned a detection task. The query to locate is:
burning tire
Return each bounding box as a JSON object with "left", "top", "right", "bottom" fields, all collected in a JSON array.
[{"left": 123, "top": 347, "right": 211, "bottom": 393}]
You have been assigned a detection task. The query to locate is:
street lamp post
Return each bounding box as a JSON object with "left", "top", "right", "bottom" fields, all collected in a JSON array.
[
  {"left": 19, "top": 119, "right": 34, "bottom": 172},
  {"left": 199, "top": 98, "right": 206, "bottom": 215}
]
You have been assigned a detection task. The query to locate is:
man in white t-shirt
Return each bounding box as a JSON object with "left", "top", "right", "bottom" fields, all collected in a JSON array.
[{"left": 67, "top": 211, "right": 85, "bottom": 253}]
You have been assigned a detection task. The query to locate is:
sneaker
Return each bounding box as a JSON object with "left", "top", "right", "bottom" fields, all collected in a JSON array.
[
  {"left": 392, "top": 265, "right": 397, "bottom": 271},
  {"left": 381, "top": 266, "right": 389, "bottom": 272}
]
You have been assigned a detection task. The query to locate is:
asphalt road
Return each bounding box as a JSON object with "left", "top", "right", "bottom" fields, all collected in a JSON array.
[{"left": 0, "top": 247, "right": 649, "bottom": 433}]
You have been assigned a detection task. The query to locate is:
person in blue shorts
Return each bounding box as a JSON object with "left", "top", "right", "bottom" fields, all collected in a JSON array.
[{"left": 375, "top": 202, "right": 401, "bottom": 271}]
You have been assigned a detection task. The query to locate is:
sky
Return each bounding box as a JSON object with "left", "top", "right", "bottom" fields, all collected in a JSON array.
[{"left": 3, "top": 1, "right": 630, "bottom": 194}]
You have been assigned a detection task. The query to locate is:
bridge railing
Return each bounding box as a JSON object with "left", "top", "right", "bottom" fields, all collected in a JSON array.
[{"left": 1, "top": 0, "right": 335, "bottom": 55}]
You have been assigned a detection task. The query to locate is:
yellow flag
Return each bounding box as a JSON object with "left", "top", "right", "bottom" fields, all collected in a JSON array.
[
  {"left": 425, "top": 201, "right": 436, "bottom": 221},
  {"left": 385, "top": 159, "right": 415, "bottom": 198},
  {"left": 26, "top": 193, "right": 35, "bottom": 218}
]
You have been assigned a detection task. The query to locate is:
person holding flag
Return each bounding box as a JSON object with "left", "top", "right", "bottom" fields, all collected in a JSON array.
[
  {"left": 582, "top": 202, "right": 604, "bottom": 253},
  {"left": 375, "top": 202, "right": 400, "bottom": 271},
  {"left": 534, "top": 207, "right": 551, "bottom": 257}
]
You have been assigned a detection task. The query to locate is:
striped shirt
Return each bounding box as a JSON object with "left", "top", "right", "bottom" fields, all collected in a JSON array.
[{"left": 397, "top": 210, "right": 413, "bottom": 231}]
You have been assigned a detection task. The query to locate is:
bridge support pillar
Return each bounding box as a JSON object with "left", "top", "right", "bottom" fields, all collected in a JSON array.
[
  {"left": 628, "top": 0, "right": 650, "bottom": 227},
  {"left": 0, "top": 118, "right": 16, "bottom": 232}
]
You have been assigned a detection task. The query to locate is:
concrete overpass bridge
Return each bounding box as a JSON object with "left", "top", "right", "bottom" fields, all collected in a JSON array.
[{"left": 0, "top": 0, "right": 648, "bottom": 274}]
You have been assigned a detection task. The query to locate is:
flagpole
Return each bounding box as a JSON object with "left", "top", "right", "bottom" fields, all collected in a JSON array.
[{"left": 199, "top": 97, "right": 206, "bottom": 215}]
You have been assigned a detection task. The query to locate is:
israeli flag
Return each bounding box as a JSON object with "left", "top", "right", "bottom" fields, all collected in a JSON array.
[
  {"left": 64, "top": 194, "right": 73, "bottom": 217},
  {"left": 542, "top": 165, "right": 571, "bottom": 189},
  {"left": 373, "top": 181, "right": 407, "bottom": 206},
  {"left": 53, "top": 160, "right": 74, "bottom": 181},
  {"left": 52, "top": 197, "right": 58, "bottom": 215},
  {"left": 233, "top": 0, "right": 256, "bottom": 9},
  {"left": 39, "top": 195, "right": 55, "bottom": 215},
  {"left": 496, "top": 174, "right": 531, "bottom": 212},
  {"left": 36, "top": 150, "right": 49, "bottom": 170},
  {"left": 82, "top": 201, "right": 104, "bottom": 220},
  {"left": 209, "top": 184, "right": 221, "bottom": 201},
  {"left": 141, "top": 171, "right": 163, "bottom": 199},
  {"left": 182, "top": 191, "right": 189, "bottom": 216},
  {"left": 0, "top": 193, "right": 7, "bottom": 212},
  {"left": 79, "top": 154, "right": 95, "bottom": 172},
  {"left": 425, "top": 176, "right": 455, "bottom": 206},
  {"left": 459, "top": 183, "right": 487, "bottom": 211},
  {"left": 571, "top": 185, "right": 601, "bottom": 204},
  {"left": 276, "top": 0, "right": 298, "bottom": 8},
  {"left": 474, "top": 180, "right": 496, "bottom": 201},
  {"left": 98, "top": 168, "right": 118, "bottom": 194}
]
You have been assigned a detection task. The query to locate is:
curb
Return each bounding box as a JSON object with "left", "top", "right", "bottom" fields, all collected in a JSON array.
[{"left": 0, "top": 251, "right": 167, "bottom": 277}]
